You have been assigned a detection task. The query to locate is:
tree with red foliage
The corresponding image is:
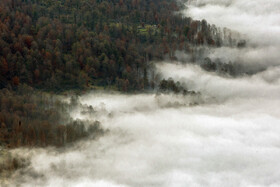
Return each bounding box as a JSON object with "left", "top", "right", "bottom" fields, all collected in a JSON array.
[
  {"left": 12, "top": 76, "right": 20, "bottom": 86},
  {"left": 0, "top": 59, "right": 8, "bottom": 76}
]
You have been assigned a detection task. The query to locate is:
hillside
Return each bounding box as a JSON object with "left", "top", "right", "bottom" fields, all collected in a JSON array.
[{"left": 0, "top": 0, "right": 219, "bottom": 92}]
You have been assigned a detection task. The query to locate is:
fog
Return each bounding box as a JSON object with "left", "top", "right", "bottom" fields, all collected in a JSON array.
[
  {"left": 157, "top": 62, "right": 280, "bottom": 100},
  {"left": 185, "top": 0, "right": 280, "bottom": 73},
  {"left": 5, "top": 62, "right": 280, "bottom": 186},
  {"left": 4, "top": 74, "right": 280, "bottom": 187},
  {"left": 3, "top": 0, "right": 280, "bottom": 186}
]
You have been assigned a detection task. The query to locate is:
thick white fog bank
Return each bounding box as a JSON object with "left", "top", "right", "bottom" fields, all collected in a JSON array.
[
  {"left": 184, "top": 0, "right": 280, "bottom": 70},
  {"left": 5, "top": 65, "right": 280, "bottom": 187},
  {"left": 6, "top": 61, "right": 280, "bottom": 187},
  {"left": 157, "top": 62, "right": 280, "bottom": 101},
  {"left": 186, "top": 0, "right": 280, "bottom": 45},
  {"left": 7, "top": 89, "right": 280, "bottom": 187}
]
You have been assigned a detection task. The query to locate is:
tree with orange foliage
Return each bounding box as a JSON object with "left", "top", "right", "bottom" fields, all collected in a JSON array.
[
  {"left": 0, "top": 59, "right": 8, "bottom": 76},
  {"left": 23, "top": 35, "right": 33, "bottom": 48},
  {"left": 12, "top": 76, "right": 20, "bottom": 86}
]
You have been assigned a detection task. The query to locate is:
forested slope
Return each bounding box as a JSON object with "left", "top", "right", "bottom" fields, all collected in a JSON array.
[{"left": 0, "top": 0, "right": 220, "bottom": 92}]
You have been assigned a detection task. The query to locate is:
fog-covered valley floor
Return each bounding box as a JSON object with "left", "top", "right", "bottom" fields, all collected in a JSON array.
[
  {"left": 6, "top": 60, "right": 280, "bottom": 186},
  {"left": 3, "top": 0, "right": 280, "bottom": 186}
]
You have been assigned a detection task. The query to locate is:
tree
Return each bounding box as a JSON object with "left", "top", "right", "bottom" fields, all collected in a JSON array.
[
  {"left": 12, "top": 76, "right": 20, "bottom": 86},
  {"left": 0, "top": 59, "right": 8, "bottom": 76}
]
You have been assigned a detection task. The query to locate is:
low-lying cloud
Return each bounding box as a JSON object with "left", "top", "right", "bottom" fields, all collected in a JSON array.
[
  {"left": 184, "top": 0, "right": 280, "bottom": 72},
  {"left": 157, "top": 62, "right": 280, "bottom": 101},
  {"left": 4, "top": 62, "right": 280, "bottom": 186},
  {"left": 5, "top": 88, "right": 280, "bottom": 187}
]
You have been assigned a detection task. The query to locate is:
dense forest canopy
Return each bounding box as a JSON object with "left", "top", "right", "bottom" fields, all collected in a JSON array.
[{"left": 0, "top": 0, "right": 224, "bottom": 92}]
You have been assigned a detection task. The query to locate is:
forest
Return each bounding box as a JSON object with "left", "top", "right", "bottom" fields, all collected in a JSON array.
[
  {"left": 0, "top": 0, "right": 225, "bottom": 92},
  {"left": 0, "top": 85, "right": 105, "bottom": 149}
]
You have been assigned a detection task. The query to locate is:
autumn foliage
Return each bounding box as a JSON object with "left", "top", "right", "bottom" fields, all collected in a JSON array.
[
  {"left": 0, "top": 0, "right": 220, "bottom": 92},
  {"left": 0, "top": 86, "right": 105, "bottom": 148}
]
